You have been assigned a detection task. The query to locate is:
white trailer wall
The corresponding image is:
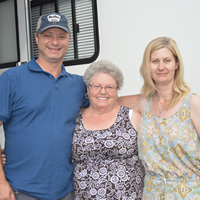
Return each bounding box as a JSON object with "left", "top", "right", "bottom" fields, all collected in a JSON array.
[{"left": 67, "top": 0, "right": 200, "bottom": 97}]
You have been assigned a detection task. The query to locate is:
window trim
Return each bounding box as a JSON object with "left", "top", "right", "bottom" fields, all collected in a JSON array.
[{"left": 0, "top": 0, "right": 20, "bottom": 69}]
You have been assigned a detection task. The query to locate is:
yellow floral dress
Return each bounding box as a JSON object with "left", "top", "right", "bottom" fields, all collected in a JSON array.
[{"left": 138, "top": 93, "right": 200, "bottom": 200}]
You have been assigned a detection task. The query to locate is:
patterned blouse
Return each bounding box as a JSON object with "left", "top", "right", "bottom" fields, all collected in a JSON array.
[
  {"left": 72, "top": 106, "right": 144, "bottom": 200},
  {"left": 138, "top": 93, "right": 200, "bottom": 200}
]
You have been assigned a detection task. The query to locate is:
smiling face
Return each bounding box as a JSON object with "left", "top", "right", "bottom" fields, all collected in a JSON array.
[
  {"left": 88, "top": 72, "right": 118, "bottom": 109},
  {"left": 150, "top": 47, "right": 179, "bottom": 86},
  {"left": 35, "top": 28, "right": 70, "bottom": 64}
]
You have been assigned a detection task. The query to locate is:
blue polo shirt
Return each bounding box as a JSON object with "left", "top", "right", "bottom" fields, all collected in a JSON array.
[{"left": 0, "top": 57, "right": 89, "bottom": 200}]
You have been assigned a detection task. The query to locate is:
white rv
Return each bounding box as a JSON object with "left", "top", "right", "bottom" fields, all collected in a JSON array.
[{"left": 0, "top": 0, "right": 200, "bottom": 146}]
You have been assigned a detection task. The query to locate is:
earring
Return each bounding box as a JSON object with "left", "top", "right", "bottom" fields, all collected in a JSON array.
[{"left": 85, "top": 93, "right": 89, "bottom": 99}]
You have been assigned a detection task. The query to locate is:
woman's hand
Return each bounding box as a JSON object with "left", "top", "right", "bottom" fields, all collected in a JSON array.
[{"left": 1, "top": 150, "right": 6, "bottom": 166}]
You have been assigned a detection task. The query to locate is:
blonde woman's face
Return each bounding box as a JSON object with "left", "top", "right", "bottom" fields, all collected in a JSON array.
[{"left": 149, "top": 47, "right": 178, "bottom": 86}]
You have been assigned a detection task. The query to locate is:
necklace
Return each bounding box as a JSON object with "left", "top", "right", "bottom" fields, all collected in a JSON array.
[{"left": 157, "top": 104, "right": 167, "bottom": 118}]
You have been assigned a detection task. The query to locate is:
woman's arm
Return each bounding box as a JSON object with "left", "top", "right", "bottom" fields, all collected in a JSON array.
[
  {"left": 0, "top": 149, "right": 15, "bottom": 200},
  {"left": 130, "top": 97, "right": 147, "bottom": 131},
  {"left": 118, "top": 94, "right": 143, "bottom": 109},
  {"left": 191, "top": 94, "right": 200, "bottom": 137},
  {"left": 130, "top": 110, "right": 141, "bottom": 131},
  {"left": 0, "top": 121, "right": 15, "bottom": 199}
]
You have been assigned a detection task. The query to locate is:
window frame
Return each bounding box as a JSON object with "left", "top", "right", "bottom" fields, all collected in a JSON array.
[{"left": 0, "top": 0, "right": 20, "bottom": 69}]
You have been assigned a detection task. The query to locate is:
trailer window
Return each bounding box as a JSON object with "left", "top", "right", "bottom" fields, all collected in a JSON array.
[
  {"left": 31, "top": 0, "right": 99, "bottom": 66},
  {"left": 0, "top": 0, "right": 19, "bottom": 69}
]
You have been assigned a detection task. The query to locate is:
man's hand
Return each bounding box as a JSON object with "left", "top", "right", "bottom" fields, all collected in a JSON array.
[{"left": 0, "top": 180, "right": 15, "bottom": 200}]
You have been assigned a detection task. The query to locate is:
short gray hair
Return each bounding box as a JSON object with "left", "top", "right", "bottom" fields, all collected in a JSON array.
[{"left": 84, "top": 60, "right": 124, "bottom": 90}]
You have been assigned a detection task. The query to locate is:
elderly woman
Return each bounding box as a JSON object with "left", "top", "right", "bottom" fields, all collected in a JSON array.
[{"left": 71, "top": 60, "right": 144, "bottom": 199}]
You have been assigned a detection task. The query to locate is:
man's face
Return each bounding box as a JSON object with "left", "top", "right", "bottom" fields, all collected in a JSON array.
[{"left": 35, "top": 28, "right": 70, "bottom": 63}]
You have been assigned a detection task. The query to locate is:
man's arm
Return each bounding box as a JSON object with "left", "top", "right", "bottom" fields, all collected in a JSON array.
[
  {"left": 0, "top": 121, "right": 15, "bottom": 200},
  {"left": 118, "top": 94, "right": 142, "bottom": 109}
]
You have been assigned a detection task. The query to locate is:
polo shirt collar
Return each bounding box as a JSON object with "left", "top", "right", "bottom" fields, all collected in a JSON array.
[{"left": 28, "top": 57, "right": 69, "bottom": 77}]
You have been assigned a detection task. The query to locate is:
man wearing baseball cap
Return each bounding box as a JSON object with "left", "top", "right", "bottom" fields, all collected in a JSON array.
[
  {"left": 36, "top": 13, "right": 71, "bottom": 33},
  {"left": 0, "top": 13, "right": 88, "bottom": 200}
]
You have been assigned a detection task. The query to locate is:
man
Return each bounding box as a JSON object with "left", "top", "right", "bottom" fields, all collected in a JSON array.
[{"left": 0, "top": 13, "right": 88, "bottom": 200}]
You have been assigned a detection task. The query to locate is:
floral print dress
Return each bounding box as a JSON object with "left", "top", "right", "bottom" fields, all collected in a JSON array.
[
  {"left": 72, "top": 106, "right": 144, "bottom": 200},
  {"left": 138, "top": 93, "right": 200, "bottom": 200}
]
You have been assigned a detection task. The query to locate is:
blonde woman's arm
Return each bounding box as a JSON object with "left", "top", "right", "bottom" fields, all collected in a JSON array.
[
  {"left": 191, "top": 94, "right": 200, "bottom": 138},
  {"left": 130, "top": 110, "right": 141, "bottom": 131},
  {"left": 129, "top": 97, "right": 147, "bottom": 131},
  {"left": 118, "top": 94, "right": 143, "bottom": 109}
]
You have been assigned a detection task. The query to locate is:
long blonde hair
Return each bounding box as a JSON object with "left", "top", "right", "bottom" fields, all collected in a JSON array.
[{"left": 140, "top": 37, "right": 190, "bottom": 108}]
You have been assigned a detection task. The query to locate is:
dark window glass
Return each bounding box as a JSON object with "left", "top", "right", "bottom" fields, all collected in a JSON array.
[{"left": 0, "top": 0, "right": 20, "bottom": 69}]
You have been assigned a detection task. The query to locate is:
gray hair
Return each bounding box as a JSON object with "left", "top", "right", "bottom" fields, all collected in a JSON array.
[{"left": 84, "top": 60, "right": 124, "bottom": 90}]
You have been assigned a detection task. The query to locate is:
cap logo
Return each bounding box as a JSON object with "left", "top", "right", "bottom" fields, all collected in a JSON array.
[{"left": 47, "top": 14, "right": 61, "bottom": 22}]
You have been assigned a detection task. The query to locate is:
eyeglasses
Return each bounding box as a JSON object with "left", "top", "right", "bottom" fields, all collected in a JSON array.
[{"left": 89, "top": 84, "right": 117, "bottom": 92}]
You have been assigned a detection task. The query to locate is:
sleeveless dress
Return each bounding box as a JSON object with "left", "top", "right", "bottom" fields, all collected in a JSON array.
[
  {"left": 138, "top": 93, "right": 200, "bottom": 200},
  {"left": 72, "top": 106, "right": 145, "bottom": 200}
]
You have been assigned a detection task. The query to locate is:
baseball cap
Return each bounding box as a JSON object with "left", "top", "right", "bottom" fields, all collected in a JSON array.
[{"left": 36, "top": 13, "right": 70, "bottom": 34}]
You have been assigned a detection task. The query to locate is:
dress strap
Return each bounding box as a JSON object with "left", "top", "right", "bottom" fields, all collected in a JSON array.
[
  {"left": 143, "top": 98, "right": 151, "bottom": 113},
  {"left": 177, "top": 92, "right": 193, "bottom": 113},
  {"left": 182, "top": 93, "right": 193, "bottom": 106}
]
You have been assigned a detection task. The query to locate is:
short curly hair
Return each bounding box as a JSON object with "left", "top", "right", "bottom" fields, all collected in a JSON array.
[{"left": 84, "top": 60, "right": 124, "bottom": 90}]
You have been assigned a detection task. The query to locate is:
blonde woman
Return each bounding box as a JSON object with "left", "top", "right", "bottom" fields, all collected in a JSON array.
[{"left": 121, "top": 37, "right": 200, "bottom": 199}]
